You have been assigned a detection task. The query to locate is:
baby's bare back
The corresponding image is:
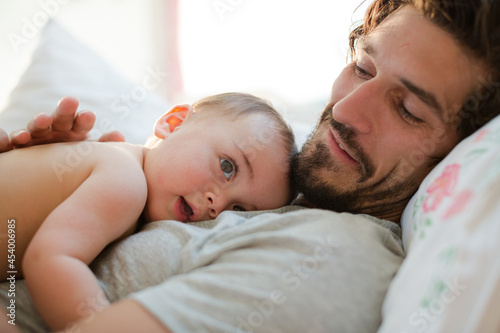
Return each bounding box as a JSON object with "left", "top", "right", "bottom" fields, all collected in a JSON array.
[{"left": 0, "top": 142, "right": 146, "bottom": 280}]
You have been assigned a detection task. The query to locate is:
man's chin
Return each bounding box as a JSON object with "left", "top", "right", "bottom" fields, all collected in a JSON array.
[
  {"left": 293, "top": 153, "right": 420, "bottom": 220},
  {"left": 295, "top": 177, "right": 360, "bottom": 213},
  {"left": 292, "top": 150, "right": 358, "bottom": 213}
]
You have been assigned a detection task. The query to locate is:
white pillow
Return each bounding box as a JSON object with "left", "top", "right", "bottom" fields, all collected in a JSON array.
[
  {"left": 0, "top": 20, "right": 171, "bottom": 144},
  {"left": 380, "top": 114, "right": 500, "bottom": 332}
]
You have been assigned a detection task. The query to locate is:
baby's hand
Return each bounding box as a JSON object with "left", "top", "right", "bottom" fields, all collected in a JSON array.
[{"left": 0, "top": 96, "right": 125, "bottom": 153}]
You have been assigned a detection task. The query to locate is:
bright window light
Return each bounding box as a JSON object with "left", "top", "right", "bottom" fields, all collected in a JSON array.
[{"left": 178, "top": 1, "right": 370, "bottom": 104}]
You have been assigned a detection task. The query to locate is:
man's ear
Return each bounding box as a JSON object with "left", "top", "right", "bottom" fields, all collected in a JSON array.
[{"left": 154, "top": 104, "right": 193, "bottom": 139}]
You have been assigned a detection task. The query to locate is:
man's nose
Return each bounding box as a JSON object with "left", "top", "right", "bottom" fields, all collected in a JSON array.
[{"left": 332, "top": 79, "right": 383, "bottom": 134}]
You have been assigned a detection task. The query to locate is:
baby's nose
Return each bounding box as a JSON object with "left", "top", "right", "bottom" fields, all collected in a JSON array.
[
  {"left": 205, "top": 192, "right": 220, "bottom": 219},
  {"left": 205, "top": 191, "right": 224, "bottom": 219}
]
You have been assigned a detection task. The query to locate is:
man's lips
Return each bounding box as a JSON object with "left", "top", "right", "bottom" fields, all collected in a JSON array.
[{"left": 327, "top": 127, "right": 359, "bottom": 165}]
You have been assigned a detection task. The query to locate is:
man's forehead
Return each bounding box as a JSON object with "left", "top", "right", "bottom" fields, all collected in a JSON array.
[{"left": 358, "top": 11, "right": 414, "bottom": 50}]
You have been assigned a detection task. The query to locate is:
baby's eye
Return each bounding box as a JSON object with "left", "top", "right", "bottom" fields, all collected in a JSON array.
[
  {"left": 220, "top": 158, "right": 235, "bottom": 180},
  {"left": 233, "top": 205, "right": 246, "bottom": 212}
]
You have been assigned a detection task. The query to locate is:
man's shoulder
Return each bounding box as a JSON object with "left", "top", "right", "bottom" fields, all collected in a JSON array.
[
  {"left": 203, "top": 206, "right": 403, "bottom": 254},
  {"left": 223, "top": 205, "right": 399, "bottom": 230}
]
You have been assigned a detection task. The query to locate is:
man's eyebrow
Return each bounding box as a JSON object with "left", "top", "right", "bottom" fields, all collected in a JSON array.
[
  {"left": 400, "top": 78, "right": 443, "bottom": 115},
  {"left": 234, "top": 143, "right": 254, "bottom": 179},
  {"left": 359, "top": 37, "right": 376, "bottom": 56}
]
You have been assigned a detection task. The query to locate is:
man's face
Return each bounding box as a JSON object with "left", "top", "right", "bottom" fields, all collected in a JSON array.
[{"left": 293, "top": 6, "right": 486, "bottom": 221}]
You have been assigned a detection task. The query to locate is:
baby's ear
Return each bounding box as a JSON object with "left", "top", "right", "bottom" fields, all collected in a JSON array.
[{"left": 154, "top": 104, "right": 193, "bottom": 139}]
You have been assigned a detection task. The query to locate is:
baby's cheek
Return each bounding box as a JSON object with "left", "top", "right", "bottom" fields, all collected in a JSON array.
[
  {"left": 184, "top": 165, "right": 218, "bottom": 193},
  {"left": 264, "top": 180, "right": 293, "bottom": 209}
]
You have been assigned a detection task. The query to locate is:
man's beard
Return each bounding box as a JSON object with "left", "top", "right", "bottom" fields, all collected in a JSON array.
[{"left": 292, "top": 107, "right": 422, "bottom": 220}]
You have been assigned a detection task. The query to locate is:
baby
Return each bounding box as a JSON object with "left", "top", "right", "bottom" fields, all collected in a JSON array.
[{"left": 0, "top": 92, "right": 297, "bottom": 331}]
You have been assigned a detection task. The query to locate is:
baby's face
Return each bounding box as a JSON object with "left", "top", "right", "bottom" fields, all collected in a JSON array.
[{"left": 143, "top": 114, "right": 292, "bottom": 222}]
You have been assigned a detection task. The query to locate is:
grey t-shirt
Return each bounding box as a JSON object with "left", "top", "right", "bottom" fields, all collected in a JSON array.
[{"left": 0, "top": 206, "right": 404, "bottom": 332}]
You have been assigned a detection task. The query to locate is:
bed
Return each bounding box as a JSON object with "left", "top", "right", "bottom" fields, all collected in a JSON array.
[{"left": 1, "top": 10, "right": 499, "bottom": 333}]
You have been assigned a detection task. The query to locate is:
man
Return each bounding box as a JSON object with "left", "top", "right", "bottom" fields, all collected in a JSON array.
[{"left": 1, "top": 1, "right": 499, "bottom": 332}]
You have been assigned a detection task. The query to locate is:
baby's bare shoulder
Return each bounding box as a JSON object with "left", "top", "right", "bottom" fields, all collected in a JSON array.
[
  {"left": 0, "top": 141, "right": 139, "bottom": 165},
  {"left": 90, "top": 142, "right": 147, "bottom": 197},
  {"left": 92, "top": 141, "right": 142, "bottom": 159}
]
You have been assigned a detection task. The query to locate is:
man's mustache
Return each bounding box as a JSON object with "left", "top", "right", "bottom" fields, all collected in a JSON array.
[{"left": 322, "top": 106, "right": 375, "bottom": 181}]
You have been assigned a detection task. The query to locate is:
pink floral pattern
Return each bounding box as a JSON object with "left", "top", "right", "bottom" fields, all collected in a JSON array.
[
  {"left": 422, "top": 164, "right": 461, "bottom": 213},
  {"left": 474, "top": 129, "right": 490, "bottom": 142},
  {"left": 442, "top": 190, "right": 473, "bottom": 220}
]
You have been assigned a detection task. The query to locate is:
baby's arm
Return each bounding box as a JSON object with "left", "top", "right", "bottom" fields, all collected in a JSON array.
[
  {"left": 55, "top": 299, "right": 170, "bottom": 333},
  {"left": 23, "top": 159, "right": 147, "bottom": 331}
]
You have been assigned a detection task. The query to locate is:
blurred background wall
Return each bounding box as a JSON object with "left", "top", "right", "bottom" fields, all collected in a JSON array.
[{"left": 0, "top": 0, "right": 371, "bottom": 127}]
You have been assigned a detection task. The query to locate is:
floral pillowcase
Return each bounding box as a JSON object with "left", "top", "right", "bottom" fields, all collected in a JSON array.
[{"left": 379, "top": 113, "right": 500, "bottom": 332}]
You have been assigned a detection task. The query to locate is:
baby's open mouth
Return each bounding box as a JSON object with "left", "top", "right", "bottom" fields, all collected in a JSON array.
[{"left": 180, "top": 197, "right": 193, "bottom": 219}]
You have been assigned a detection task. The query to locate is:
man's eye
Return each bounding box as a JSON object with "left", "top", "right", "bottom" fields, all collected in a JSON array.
[
  {"left": 220, "top": 158, "right": 235, "bottom": 180},
  {"left": 352, "top": 62, "right": 372, "bottom": 78},
  {"left": 397, "top": 102, "right": 423, "bottom": 125},
  {"left": 232, "top": 205, "right": 246, "bottom": 212}
]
